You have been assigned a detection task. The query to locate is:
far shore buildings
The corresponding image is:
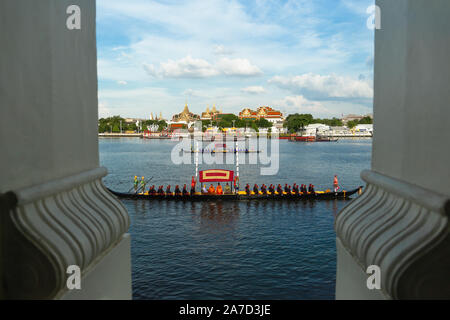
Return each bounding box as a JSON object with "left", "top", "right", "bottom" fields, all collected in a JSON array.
[
  {"left": 239, "top": 106, "right": 284, "bottom": 124},
  {"left": 239, "top": 106, "right": 285, "bottom": 133},
  {"left": 168, "top": 103, "right": 200, "bottom": 130},
  {"left": 150, "top": 112, "right": 165, "bottom": 121},
  {"left": 200, "top": 104, "right": 221, "bottom": 121},
  {"left": 166, "top": 104, "right": 288, "bottom": 133},
  {"left": 341, "top": 113, "right": 373, "bottom": 124}
]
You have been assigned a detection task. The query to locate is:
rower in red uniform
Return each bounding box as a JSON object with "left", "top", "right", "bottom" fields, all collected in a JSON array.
[
  {"left": 191, "top": 176, "right": 196, "bottom": 195},
  {"left": 261, "top": 184, "right": 267, "bottom": 195},
  {"left": 182, "top": 184, "right": 189, "bottom": 195},
  {"left": 253, "top": 184, "right": 259, "bottom": 195},
  {"left": 277, "top": 184, "right": 283, "bottom": 195},
  {"left": 334, "top": 175, "right": 339, "bottom": 192},
  {"left": 166, "top": 185, "right": 172, "bottom": 195}
]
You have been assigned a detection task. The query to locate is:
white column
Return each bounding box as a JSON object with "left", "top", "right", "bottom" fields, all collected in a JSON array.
[
  {"left": 0, "top": 1, "right": 131, "bottom": 299},
  {"left": 335, "top": 0, "right": 450, "bottom": 300}
]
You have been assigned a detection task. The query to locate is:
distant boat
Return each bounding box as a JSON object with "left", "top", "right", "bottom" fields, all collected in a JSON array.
[
  {"left": 182, "top": 149, "right": 261, "bottom": 154},
  {"left": 316, "top": 136, "right": 339, "bottom": 142},
  {"left": 289, "top": 134, "right": 316, "bottom": 142}
]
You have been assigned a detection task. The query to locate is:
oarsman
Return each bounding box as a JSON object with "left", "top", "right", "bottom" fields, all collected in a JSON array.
[
  {"left": 166, "top": 185, "right": 172, "bottom": 195},
  {"left": 140, "top": 177, "right": 146, "bottom": 193},
  {"left": 245, "top": 184, "right": 251, "bottom": 195},
  {"left": 174, "top": 185, "right": 181, "bottom": 195},
  {"left": 149, "top": 185, "right": 156, "bottom": 195},
  {"left": 234, "top": 176, "right": 239, "bottom": 193},
  {"left": 310, "top": 185, "right": 316, "bottom": 194},
  {"left": 284, "top": 184, "right": 289, "bottom": 193},
  {"left": 277, "top": 184, "right": 283, "bottom": 195},
  {"left": 158, "top": 186, "right": 164, "bottom": 195},
  {"left": 293, "top": 184, "right": 299, "bottom": 194},
  {"left": 334, "top": 175, "right": 339, "bottom": 192},
  {"left": 224, "top": 183, "right": 232, "bottom": 194},
  {"left": 183, "top": 184, "right": 189, "bottom": 195},
  {"left": 216, "top": 183, "right": 223, "bottom": 195},
  {"left": 268, "top": 184, "right": 275, "bottom": 194},
  {"left": 191, "top": 176, "right": 196, "bottom": 195},
  {"left": 261, "top": 184, "right": 267, "bottom": 195},
  {"left": 253, "top": 184, "right": 259, "bottom": 195},
  {"left": 133, "top": 176, "right": 139, "bottom": 192}
]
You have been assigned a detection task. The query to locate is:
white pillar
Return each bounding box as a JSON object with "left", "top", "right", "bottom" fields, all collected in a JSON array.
[
  {"left": 335, "top": 0, "right": 450, "bottom": 300},
  {"left": 0, "top": 1, "right": 131, "bottom": 299}
]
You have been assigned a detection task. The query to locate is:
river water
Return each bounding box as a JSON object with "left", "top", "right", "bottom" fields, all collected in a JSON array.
[{"left": 99, "top": 137, "right": 372, "bottom": 299}]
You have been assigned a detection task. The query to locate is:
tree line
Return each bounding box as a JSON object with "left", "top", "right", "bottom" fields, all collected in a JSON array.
[{"left": 98, "top": 116, "right": 167, "bottom": 133}]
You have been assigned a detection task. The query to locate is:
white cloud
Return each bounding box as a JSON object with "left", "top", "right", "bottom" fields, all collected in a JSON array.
[
  {"left": 213, "top": 44, "right": 234, "bottom": 56},
  {"left": 216, "top": 58, "right": 263, "bottom": 77},
  {"left": 275, "top": 95, "right": 328, "bottom": 114},
  {"left": 241, "top": 86, "right": 266, "bottom": 94},
  {"left": 143, "top": 55, "right": 262, "bottom": 78},
  {"left": 159, "top": 56, "right": 218, "bottom": 78},
  {"left": 269, "top": 73, "right": 373, "bottom": 100},
  {"left": 117, "top": 80, "right": 128, "bottom": 85}
]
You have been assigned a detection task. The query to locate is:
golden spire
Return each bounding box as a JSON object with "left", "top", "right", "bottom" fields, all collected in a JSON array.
[
  {"left": 183, "top": 102, "right": 189, "bottom": 114},
  {"left": 212, "top": 104, "right": 217, "bottom": 113}
]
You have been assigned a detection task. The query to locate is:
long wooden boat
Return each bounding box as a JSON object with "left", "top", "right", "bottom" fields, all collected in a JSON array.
[
  {"left": 108, "top": 187, "right": 363, "bottom": 201},
  {"left": 290, "top": 135, "right": 316, "bottom": 142},
  {"left": 183, "top": 150, "right": 261, "bottom": 154},
  {"left": 316, "top": 136, "right": 339, "bottom": 142}
]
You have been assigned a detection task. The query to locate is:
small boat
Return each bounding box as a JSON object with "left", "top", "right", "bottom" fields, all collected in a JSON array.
[
  {"left": 289, "top": 135, "right": 316, "bottom": 142},
  {"left": 108, "top": 186, "right": 363, "bottom": 201},
  {"left": 183, "top": 149, "right": 261, "bottom": 154},
  {"left": 316, "top": 136, "right": 339, "bottom": 142}
]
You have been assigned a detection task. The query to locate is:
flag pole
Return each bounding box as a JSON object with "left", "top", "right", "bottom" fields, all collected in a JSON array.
[
  {"left": 195, "top": 141, "right": 199, "bottom": 180},
  {"left": 235, "top": 139, "right": 239, "bottom": 193}
]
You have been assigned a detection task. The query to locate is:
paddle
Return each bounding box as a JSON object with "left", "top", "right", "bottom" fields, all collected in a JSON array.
[{"left": 135, "top": 177, "right": 153, "bottom": 194}]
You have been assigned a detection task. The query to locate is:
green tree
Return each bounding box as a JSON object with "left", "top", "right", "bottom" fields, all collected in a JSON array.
[
  {"left": 284, "top": 114, "right": 313, "bottom": 133},
  {"left": 256, "top": 118, "right": 272, "bottom": 128},
  {"left": 358, "top": 116, "right": 373, "bottom": 125},
  {"left": 347, "top": 120, "right": 358, "bottom": 129}
]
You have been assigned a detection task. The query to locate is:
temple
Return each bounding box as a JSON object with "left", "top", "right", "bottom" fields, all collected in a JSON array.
[
  {"left": 239, "top": 106, "right": 284, "bottom": 124},
  {"left": 201, "top": 104, "right": 221, "bottom": 121},
  {"left": 171, "top": 103, "right": 200, "bottom": 123}
]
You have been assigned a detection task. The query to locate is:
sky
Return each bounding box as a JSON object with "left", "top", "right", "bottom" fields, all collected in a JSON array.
[{"left": 96, "top": 0, "right": 375, "bottom": 119}]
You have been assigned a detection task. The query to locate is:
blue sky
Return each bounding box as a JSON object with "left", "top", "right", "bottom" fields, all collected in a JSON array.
[{"left": 96, "top": 0, "right": 375, "bottom": 119}]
